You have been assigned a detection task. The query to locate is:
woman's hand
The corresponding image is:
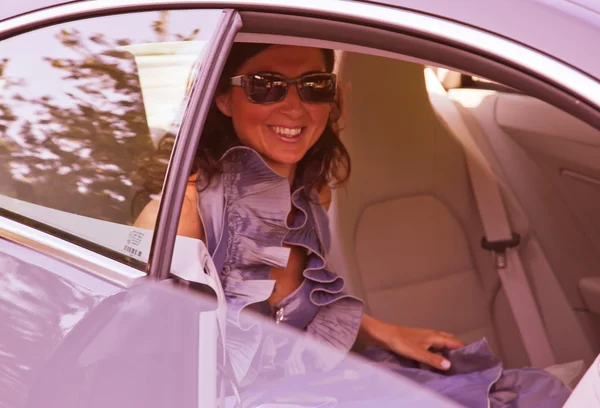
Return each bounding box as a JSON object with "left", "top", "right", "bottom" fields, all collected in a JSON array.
[{"left": 358, "top": 314, "right": 464, "bottom": 371}]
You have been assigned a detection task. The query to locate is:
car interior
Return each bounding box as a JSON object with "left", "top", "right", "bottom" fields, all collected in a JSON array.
[{"left": 325, "top": 49, "right": 600, "bottom": 373}]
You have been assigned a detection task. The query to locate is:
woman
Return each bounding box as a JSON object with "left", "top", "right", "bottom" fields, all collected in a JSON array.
[{"left": 135, "top": 43, "right": 570, "bottom": 407}]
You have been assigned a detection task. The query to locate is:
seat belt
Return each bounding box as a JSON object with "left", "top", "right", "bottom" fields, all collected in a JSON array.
[{"left": 424, "top": 68, "right": 556, "bottom": 368}]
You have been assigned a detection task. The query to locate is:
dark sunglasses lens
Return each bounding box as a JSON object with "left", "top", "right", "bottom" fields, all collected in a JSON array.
[
  {"left": 298, "top": 75, "right": 336, "bottom": 103},
  {"left": 246, "top": 75, "right": 287, "bottom": 103}
]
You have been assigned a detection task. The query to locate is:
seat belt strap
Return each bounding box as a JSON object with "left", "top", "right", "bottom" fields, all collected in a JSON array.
[{"left": 424, "top": 68, "right": 556, "bottom": 368}]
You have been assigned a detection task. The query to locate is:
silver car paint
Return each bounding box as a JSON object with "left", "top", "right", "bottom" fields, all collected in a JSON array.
[{"left": 2, "top": 0, "right": 600, "bottom": 81}]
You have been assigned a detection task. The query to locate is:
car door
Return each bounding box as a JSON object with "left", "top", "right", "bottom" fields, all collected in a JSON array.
[{"left": 0, "top": 6, "right": 234, "bottom": 407}]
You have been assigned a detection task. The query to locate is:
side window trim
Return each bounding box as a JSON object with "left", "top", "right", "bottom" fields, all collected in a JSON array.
[{"left": 147, "top": 9, "right": 243, "bottom": 280}]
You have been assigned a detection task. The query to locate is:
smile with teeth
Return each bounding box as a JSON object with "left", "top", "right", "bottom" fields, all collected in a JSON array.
[{"left": 270, "top": 126, "right": 303, "bottom": 138}]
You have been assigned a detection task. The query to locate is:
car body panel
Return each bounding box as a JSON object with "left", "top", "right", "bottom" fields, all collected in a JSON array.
[
  {"left": 0, "top": 238, "right": 122, "bottom": 407},
  {"left": 369, "top": 0, "right": 600, "bottom": 80},
  {"left": 22, "top": 279, "right": 462, "bottom": 408},
  {"left": 2, "top": 0, "right": 600, "bottom": 83}
]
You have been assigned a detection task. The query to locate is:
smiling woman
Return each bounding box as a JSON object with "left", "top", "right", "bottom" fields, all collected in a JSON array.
[
  {"left": 135, "top": 41, "right": 350, "bottom": 302},
  {"left": 133, "top": 41, "right": 572, "bottom": 407}
]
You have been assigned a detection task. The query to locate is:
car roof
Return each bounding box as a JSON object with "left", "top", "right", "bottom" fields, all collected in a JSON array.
[
  {"left": 2, "top": 0, "right": 600, "bottom": 80},
  {"left": 0, "top": 0, "right": 75, "bottom": 23},
  {"left": 368, "top": 0, "right": 600, "bottom": 80}
]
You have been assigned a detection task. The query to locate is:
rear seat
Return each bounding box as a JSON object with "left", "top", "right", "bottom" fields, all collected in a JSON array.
[{"left": 327, "top": 52, "right": 592, "bottom": 368}]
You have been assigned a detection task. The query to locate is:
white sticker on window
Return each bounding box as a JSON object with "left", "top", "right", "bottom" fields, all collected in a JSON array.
[{"left": 124, "top": 230, "right": 146, "bottom": 258}]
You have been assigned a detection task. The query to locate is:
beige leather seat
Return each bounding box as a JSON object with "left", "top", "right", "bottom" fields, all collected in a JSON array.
[{"left": 328, "top": 52, "right": 536, "bottom": 367}]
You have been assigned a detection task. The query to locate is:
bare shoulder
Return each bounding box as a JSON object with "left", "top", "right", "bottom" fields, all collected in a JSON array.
[
  {"left": 133, "top": 177, "right": 205, "bottom": 241},
  {"left": 134, "top": 199, "right": 161, "bottom": 230},
  {"left": 318, "top": 184, "right": 332, "bottom": 212}
]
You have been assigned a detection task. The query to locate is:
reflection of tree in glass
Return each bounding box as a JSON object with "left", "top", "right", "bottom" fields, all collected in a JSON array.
[
  {"left": 152, "top": 10, "right": 201, "bottom": 42},
  {"left": 0, "top": 59, "right": 31, "bottom": 201},
  {"left": 1, "top": 11, "right": 200, "bottom": 225},
  {"left": 0, "top": 58, "right": 19, "bottom": 132}
]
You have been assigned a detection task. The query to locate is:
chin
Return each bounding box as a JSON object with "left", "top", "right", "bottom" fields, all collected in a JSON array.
[
  {"left": 262, "top": 152, "right": 305, "bottom": 171},
  {"left": 262, "top": 147, "right": 306, "bottom": 163}
]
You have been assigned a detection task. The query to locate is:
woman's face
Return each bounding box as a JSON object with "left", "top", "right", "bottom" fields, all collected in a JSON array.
[{"left": 216, "top": 45, "right": 332, "bottom": 177}]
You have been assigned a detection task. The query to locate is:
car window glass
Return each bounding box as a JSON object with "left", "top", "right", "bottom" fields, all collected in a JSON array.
[{"left": 0, "top": 9, "right": 223, "bottom": 268}]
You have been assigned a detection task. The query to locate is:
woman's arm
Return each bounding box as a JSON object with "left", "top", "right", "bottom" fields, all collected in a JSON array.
[
  {"left": 357, "top": 314, "right": 464, "bottom": 371},
  {"left": 134, "top": 177, "right": 205, "bottom": 241}
]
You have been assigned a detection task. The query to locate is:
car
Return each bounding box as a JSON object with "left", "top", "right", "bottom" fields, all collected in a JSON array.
[{"left": 1, "top": 0, "right": 599, "bottom": 407}]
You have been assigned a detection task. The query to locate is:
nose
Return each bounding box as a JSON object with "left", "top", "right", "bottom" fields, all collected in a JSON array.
[{"left": 278, "top": 84, "right": 305, "bottom": 117}]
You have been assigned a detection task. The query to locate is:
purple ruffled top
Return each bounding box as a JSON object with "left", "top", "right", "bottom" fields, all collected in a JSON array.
[{"left": 196, "top": 146, "right": 363, "bottom": 384}]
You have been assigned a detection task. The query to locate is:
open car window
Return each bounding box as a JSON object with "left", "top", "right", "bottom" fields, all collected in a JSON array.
[{"left": 0, "top": 9, "right": 223, "bottom": 268}]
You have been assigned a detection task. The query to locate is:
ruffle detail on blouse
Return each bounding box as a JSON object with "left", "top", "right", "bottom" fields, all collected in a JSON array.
[
  {"left": 305, "top": 298, "right": 364, "bottom": 369},
  {"left": 238, "top": 242, "right": 290, "bottom": 269},
  {"left": 278, "top": 206, "right": 364, "bottom": 358},
  {"left": 225, "top": 322, "right": 264, "bottom": 385},
  {"left": 297, "top": 246, "right": 363, "bottom": 358},
  {"left": 280, "top": 186, "right": 363, "bottom": 331},
  {"left": 221, "top": 278, "right": 276, "bottom": 324},
  {"left": 216, "top": 147, "right": 292, "bottom": 328}
]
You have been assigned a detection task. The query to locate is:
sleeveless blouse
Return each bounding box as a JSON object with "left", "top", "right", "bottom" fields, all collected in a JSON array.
[{"left": 196, "top": 146, "right": 363, "bottom": 385}]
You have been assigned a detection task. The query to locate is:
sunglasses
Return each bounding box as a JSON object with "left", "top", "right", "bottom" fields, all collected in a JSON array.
[{"left": 230, "top": 72, "right": 337, "bottom": 104}]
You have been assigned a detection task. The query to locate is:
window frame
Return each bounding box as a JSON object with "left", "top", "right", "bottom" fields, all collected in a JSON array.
[{"left": 146, "top": 9, "right": 242, "bottom": 280}]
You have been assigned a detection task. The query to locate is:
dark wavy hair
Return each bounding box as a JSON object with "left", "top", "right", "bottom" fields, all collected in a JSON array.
[{"left": 134, "top": 43, "right": 350, "bottom": 212}]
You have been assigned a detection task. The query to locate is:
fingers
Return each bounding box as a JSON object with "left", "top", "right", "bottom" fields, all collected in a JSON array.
[
  {"left": 420, "top": 331, "right": 464, "bottom": 371},
  {"left": 383, "top": 325, "right": 465, "bottom": 372},
  {"left": 409, "top": 346, "right": 452, "bottom": 371},
  {"left": 440, "top": 331, "right": 464, "bottom": 343}
]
